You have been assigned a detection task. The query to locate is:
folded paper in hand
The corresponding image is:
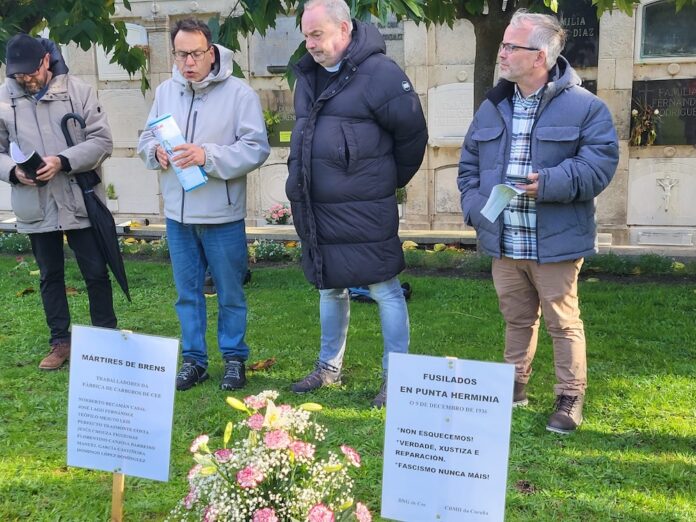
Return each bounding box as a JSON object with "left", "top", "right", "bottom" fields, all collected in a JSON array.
[
  {"left": 146, "top": 113, "right": 208, "bottom": 192},
  {"left": 480, "top": 184, "right": 526, "bottom": 223},
  {"left": 10, "top": 142, "right": 47, "bottom": 186}
]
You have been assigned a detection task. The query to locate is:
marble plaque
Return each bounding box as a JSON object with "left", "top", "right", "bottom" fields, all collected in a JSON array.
[
  {"left": 99, "top": 89, "right": 151, "bottom": 148},
  {"left": 640, "top": 1, "right": 696, "bottom": 59},
  {"left": 632, "top": 80, "right": 696, "bottom": 145},
  {"left": 101, "top": 158, "right": 161, "bottom": 215},
  {"left": 96, "top": 23, "right": 147, "bottom": 81},
  {"left": 377, "top": 15, "right": 405, "bottom": 69},
  {"left": 250, "top": 16, "right": 304, "bottom": 77},
  {"left": 627, "top": 157, "right": 696, "bottom": 226},
  {"left": 257, "top": 162, "right": 291, "bottom": 212},
  {"left": 559, "top": 0, "right": 599, "bottom": 68},
  {"left": 259, "top": 90, "right": 295, "bottom": 147},
  {"left": 434, "top": 165, "right": 461, "bottom": 214},
  {"left": 427, "top": 83, "right": 473, "bottom": 148}
]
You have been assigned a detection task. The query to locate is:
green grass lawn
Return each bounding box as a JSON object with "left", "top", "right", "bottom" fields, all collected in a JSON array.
[{"left": 0, "top": 254, "right": 694, "bottom": 521}]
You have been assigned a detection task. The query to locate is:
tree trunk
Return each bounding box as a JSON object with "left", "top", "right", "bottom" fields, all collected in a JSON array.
[{"left": 461, "top": 0, "right": 525, "bottom": 109}]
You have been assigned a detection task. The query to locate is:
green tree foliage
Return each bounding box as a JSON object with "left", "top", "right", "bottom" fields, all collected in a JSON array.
[
  {"left": 0, "top": 0, "right": 692, "bottom": 102},
  {"left": 0, "top": 0, "right": 148, "bottom": 90}
]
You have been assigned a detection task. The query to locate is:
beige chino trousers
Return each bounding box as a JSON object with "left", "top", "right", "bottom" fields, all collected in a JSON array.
[{"left": 492, "top": 256, "right": 586, "bottom": 396}]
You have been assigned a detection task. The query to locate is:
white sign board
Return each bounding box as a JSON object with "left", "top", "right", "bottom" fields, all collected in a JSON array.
[
  {"left": 67, "top": 325, "right": 178, "bottom": 482},
  {"left": 381, "top": 353, "right": 514, "bottom": 521}
]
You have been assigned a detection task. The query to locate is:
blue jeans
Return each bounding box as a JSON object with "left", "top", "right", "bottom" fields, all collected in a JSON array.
[
  {"left": 166, "top": 218, "right": 249, "bottom": 367},
  {"left": 318, "top": 276, "right": 409, "bottom": 374}
]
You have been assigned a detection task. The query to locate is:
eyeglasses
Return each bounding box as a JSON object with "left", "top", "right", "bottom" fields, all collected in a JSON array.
[
  {"left": 172, "top": 47, "right": 211, "bottom": 62},
  {"left": 499, "top": 42, "right": 539, "bottom": 54}
]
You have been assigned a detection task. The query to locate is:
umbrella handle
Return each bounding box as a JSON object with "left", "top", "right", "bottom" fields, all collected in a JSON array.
[{"left": 60, "top": 113, "right": 86, "bottom": 147}]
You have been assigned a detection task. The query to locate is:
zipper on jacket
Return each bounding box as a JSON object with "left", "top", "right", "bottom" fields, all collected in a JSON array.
[{"left": 179, "top": 85, "right": 197, "bottom": 223}]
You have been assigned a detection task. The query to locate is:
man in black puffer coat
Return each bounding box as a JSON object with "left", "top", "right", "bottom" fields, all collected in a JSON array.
[{"left": 286, "top": 0, "right": 427, "bottom": 407}]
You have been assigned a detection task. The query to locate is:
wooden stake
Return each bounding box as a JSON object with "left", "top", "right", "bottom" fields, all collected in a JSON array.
[{"left": 111, "top": 472, "right": 125, "bottom": 522}]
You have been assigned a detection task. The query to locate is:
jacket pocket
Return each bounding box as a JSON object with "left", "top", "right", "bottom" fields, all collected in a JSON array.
[
  {"left": 471, "top": 126, "right": 504, "bottom": 171},
  {"left": 11, "top": 185, "right": 44, "bottom": 223},
  {"left": 68, "top": 179, "right": 89, "bottom": 218},
  {"left": 534, "top": 126, "right": 580, "bottom": 168},
  {"left": 340, "top": 121, "right": 358, "bottom": 172}
]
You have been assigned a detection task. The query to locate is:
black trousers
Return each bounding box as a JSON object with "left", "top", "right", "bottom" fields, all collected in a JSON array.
[{"left": 30, "top": 228, "right": 117, "bottom": 345}]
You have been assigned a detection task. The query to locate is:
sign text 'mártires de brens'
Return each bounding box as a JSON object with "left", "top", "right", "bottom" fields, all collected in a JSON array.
[
  {"left": 381, "top": 353, "right": 514, "bottom": 522},
  {"left": 67, "top": 325, "right": 178, "bottom": 482}
]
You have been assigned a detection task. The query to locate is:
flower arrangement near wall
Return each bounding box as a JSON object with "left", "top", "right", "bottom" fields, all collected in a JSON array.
[
  {"left": 168, "top": 391, "right": 372, "bottom": 522},
  {"left": 263, "top": 203, "right": 292, "bottom": 225},
  {"left": 630, "top": 99, "right": 662, "bottom": 146}
]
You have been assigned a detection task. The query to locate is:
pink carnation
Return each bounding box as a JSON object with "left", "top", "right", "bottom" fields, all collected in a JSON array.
[
  {"left": 187, "top": 464, "right": 202, "bottom": 482},
  {"left": 354, "top": 503, "right": 372, "bottom": 522},
  {"left": 189, "top": 434, "right": 209, "bottom": 453},
  {"left": 244, "top": 395, "right": 267, "bottom": 410},
  {"left": 237, "top": 466, "right": 264, "bottom": 488},
  {"left": 341, "top": 445, "right": 361, "bottom": 467},
  {"left": 307, "top": 503, "right": 335, "bottom": 522},
  {"left": 214, "top": 448, "right": 233, "bottom": 463},
  {"left": 265, "top": 429, "right": 292, "bottom": 449},
  {"left": 184, "top": 487, "right": 198, "bottom": 510},
  {"left": 278, "top": 404, "right": 293, "bottom": 414},
  {"left": 289, "top": 440, "right": 315, "bottom": 461},
  {"left": 247, "top": 413, "right": 265, "bottom": 431},
  {"left": 203, "top": 505, "right": 218, "bottom": 522},
  {"left": 253, "top": 507, "right": 279, "bottom": 522}
]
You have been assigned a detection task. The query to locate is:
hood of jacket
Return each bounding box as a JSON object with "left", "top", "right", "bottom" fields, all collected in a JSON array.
[
  {"left": 170, "top": 43, "right": 234, "bottom": 90},
  {"left": 295, "top": 19, "right": 385, "bottom": 76},
  {"left": 486, "top": 55, "right": 581, "bottom": 105}
]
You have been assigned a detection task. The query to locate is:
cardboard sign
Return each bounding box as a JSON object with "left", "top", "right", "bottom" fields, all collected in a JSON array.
[
  {"left": 67, "top": 325, "right": 178, "bottom": 482},
  {"left": 381, "top": 353, "right": 514, "bottom": 521}
]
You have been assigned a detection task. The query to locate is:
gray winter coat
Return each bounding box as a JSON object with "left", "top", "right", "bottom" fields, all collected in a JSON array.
[
  {"left": 458, "top": 56, "right": 619, "bottom": 263},
  {"left": 0, "top": 60, "right": 112, "bottom": 233},
  {"left": 138, "top": 44, "right": 270, "bottom": 224}
]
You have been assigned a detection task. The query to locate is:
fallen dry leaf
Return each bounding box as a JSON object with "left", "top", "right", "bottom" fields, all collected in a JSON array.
[
  {"left": 65, "top": 286, "right": 79, "bottom": 296},
  {"left": 16, "top": 287, "right": 35, "bottom": 297},
  {"left": 248, "top": 357, "right": 277, "bottom": 371}
]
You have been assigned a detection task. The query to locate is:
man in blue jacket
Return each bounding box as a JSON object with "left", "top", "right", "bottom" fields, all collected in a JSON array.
[
  {"left": 458, "top": 10, "right": 618, "bottom": 433},
  {"left": 286, "top": 0, "right": 427, "bottom": 407}
]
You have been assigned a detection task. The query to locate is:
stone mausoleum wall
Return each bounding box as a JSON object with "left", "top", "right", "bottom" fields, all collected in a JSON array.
[{"left": 0, "top": 0, "right": 694, "bottom": 255}]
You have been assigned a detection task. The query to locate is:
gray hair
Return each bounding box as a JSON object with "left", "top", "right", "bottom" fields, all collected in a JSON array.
[
  {"left": 510, "top": 9, "right": 566, "bottom": 69},
  {"left": 303, "top": 0, "right": 352, "bottom": 25}
]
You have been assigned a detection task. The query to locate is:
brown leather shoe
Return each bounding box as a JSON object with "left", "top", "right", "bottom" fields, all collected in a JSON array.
[{"left": 39, "top": 340, "right": 71, "bottom": 370}]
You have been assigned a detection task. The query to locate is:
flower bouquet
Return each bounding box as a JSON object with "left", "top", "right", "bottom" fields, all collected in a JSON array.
[
  {"left": 263, "top": 204, "right": 292, "bottom": 225},
  {"left": 629, "top": 99, "right": 661, "bottom": 146},
  {"left": 169, "top": 391, "right": 372, "bottom": 522}
]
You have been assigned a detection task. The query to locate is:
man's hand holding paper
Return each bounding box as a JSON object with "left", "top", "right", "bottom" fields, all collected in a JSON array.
[{"left": 170, "top": 143, "right": 206, "bottom": 169}]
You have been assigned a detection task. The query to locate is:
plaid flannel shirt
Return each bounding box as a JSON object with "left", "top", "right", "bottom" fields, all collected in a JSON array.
[{"left": 501, "top": 86, "right": 544, "bottom": 260}]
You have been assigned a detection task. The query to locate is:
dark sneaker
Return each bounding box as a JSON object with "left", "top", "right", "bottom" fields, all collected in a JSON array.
[
  {"left": 513, "top": 381, "right": 528, "bottom": 407},
  {"left": 372, "top": 379, "right": 388, "bottom": 408},
  {"left": 221, "top": 358, "right": 247, "bottom": 390},
  {"left": 291, "top": 365, "right": 341, "bottom": 393},
  {"left": 176, "top": 362, "right": 209, "bottom": 391},
  {"left": 203, "top": 274, "right": 216, "bottom": 297},
  {"left": 546, "top": 394, "right": 584, "bottom": 434},
  {"left": 39, "top": 340, "right": 71, "bottom": 370}
]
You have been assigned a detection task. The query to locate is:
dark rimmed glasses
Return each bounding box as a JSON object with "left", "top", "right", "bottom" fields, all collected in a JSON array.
[{"left": 172, "top": 47, "right": 212, "bottom": 62}]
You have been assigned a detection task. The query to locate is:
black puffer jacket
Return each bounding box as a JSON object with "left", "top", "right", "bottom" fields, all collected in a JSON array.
[{"left": 286, "top": 20, "right": 427, "bottom": 289}]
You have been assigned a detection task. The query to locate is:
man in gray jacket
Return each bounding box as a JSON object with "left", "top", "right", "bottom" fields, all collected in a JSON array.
[
  {"left": 138, "top": 19, "right": 270, "bottom": 392},
  {"left": 0, "top": 34, "right": 117, "bottom": 370},
  {"left": 458, "top": 10, "right": 618, "bottom": 434}
]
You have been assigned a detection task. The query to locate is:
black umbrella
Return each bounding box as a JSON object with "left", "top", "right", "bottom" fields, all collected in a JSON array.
[{"left": 61, "top": 113, "right": 131, "bottom": 302}]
